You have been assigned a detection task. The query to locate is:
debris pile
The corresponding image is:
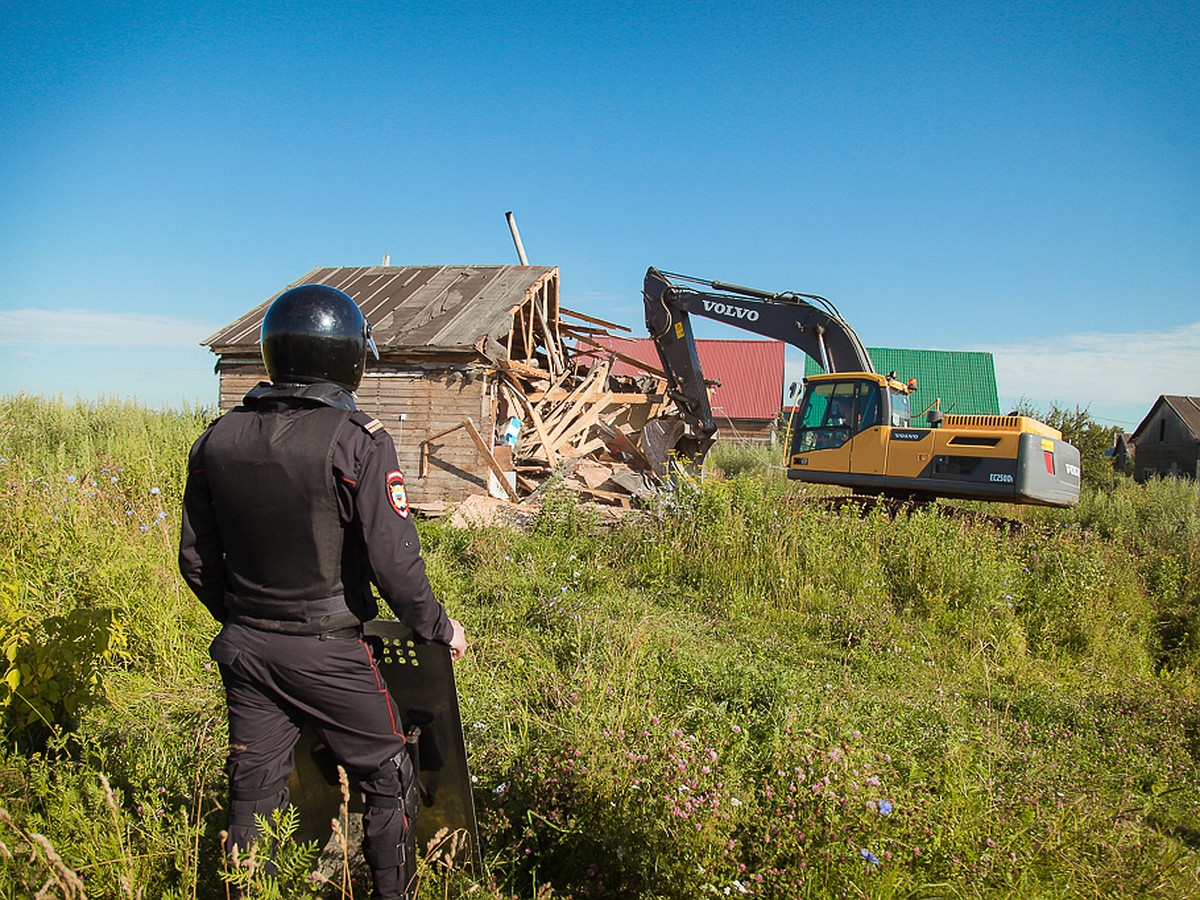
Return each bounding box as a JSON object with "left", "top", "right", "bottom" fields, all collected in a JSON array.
[{"left": 420, "top": 302, "right": 700, "bottom": 515}]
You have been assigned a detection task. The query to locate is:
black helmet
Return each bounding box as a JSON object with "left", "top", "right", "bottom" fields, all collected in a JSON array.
[{"left": 260, "top": 284, "right": 377, "bottom": 391}]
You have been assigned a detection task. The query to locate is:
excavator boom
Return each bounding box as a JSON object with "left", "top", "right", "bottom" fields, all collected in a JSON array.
[{"left": 643, "top": 267, "right": 873, "bottom": 447}]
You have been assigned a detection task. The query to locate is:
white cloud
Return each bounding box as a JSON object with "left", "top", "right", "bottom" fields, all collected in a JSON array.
[
  {"left": 0, "top": 308, "right": 218, "bottom": 349},
  {"left": 984, "top": 321, "right": 1200, "bottom": 406}
]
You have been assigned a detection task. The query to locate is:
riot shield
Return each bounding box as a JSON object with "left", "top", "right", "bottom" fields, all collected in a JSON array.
[{"left": 289, "top": 620, "right": 481, "bottom": 875}]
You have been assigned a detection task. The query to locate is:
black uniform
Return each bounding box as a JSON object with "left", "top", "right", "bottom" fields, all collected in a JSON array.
[{"left": 179, "top": 381, "right": 453, "bottom": 900}]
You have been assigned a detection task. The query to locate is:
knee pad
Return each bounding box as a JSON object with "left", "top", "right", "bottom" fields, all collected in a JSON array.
[
  {"left": 362, "top": 728, "right": 421, "bottom": 824},
  {"left": 226, "top": 777, "right": 289, "bottom": 853},
  {"left": 361, "top": 730, "right": 421, "bottom": 888}
]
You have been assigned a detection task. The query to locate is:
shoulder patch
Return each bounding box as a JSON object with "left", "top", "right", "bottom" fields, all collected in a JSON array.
[
  {"left": 350, "top": 411, "right": 386, "bottom": 435},
  {"left": 386, "top": 470, "right": 409, "bottom": 518}
]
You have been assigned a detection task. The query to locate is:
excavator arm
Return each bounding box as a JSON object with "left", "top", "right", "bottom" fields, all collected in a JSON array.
[{"left": 642, "top": 267, "right": 874, "bottom": 447}]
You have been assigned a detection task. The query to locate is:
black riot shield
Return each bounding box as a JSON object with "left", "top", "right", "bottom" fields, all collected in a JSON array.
[{"left": 289, "top": 620, "right": 481, "bottom": 875}]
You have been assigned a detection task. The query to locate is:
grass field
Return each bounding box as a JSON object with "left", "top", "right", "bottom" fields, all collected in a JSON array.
[{"left": 1, "top": 396, "right": 1198, "bottom": 898}]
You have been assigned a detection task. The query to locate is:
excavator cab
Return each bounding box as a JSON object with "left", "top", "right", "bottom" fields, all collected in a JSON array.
[{"left": 790, "top": 374, "right": 909, "bottom": 455}]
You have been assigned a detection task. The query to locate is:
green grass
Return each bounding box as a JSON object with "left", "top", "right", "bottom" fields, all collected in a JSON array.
[{"left": 2, "top": 396, "right": 1199, "bottom": 898}]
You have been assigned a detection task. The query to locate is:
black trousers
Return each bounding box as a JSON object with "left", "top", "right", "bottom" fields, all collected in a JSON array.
[{"left": 210, "top": 621, "right": 411, "bottom": 898}]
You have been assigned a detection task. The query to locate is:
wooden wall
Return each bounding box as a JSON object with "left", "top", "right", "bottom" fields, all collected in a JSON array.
[
  {"left": 714, "top": 418, "right": 779, "bottom": 445},
  {"left": 356, "top": 366, "right": 495, "bottom": 504},
  {"left": 214, "top": 359, "right": 497, "bottom": 504},
  {"left": 215, "top": 358, "right": 265, "bottom": 412},
  {"left": 1134, "top": 405, "right": 1200, "bottom": 482}
]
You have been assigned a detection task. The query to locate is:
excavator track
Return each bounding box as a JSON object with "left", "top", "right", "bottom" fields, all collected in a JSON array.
[{"left": 805, "top": 493, "right": 1028, "bottom": 530}]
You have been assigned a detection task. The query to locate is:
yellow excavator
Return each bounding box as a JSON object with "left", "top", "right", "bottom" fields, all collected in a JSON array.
[{"left": 643, "top": 267, "right": 1080, "bottom": 507}]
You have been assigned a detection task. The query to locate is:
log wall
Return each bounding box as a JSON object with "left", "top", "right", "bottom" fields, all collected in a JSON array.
[{"left": 214, "top": 360, "right": 496, "bottom": 504}]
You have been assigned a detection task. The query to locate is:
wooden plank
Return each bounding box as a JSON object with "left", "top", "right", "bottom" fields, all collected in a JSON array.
[
  {"left": 499, "top": 358, "right": 553, "bottom": 383},
  {"left": 547, "top": 271, "right": 563, "bottom": 351},
  {"left": 572, "top": 436, "right": 608, "bottom": 457},
  {"left": 574, "top": 460, "right": 614, "bottom": 489},
  {"left": 598, "top": 397, "right": 659, "bottom": 435},
  {"left": 570, "top": 485, "right": 632, "bottom": 507},
  {"left": 419, "top": 421, "right": 467, "bottom": 477},
  {"left": 500, "top": 379, "right": 558, "bottom": 466},
  {"left": 542, "top": 361, "right": 611, "bottom": 450},
  {"left": 425, "top": 420, "right": 471, "bottom": 443},
  {"left": 556, "top": 322, "right": 610, "bottom": 336},
  {"left": 560, "top": 306, "right": 632, "bottom": 333},
  {"left": 530, "top": 368, "right": 575, "bottom": 413},
  {"left": 524, "top": 295, "right": 535, "bottom": 366},
  {"left": 555, "top": 392, "right": 615, "bottom": 453},
  {"left": 536, "top": 363, "right": 604, "bottom": 438},
  {"left": 526, "top": 387, "right": 578, "bottom": 404},
  {"left": 564, "top": 329, "right": 669, "bottom": 379},
  {"left": 594, "top": 420, "right": 656, "bottom": 474},
  {"left": 558, "top": 398, "right": 649, "bottom": 458},
  {"left": 506, "top": 306, "right": 519, "bottom": 360},
  {"left": 530, "top": 288, "right": 565, "bottom": 376},
  {"left": 462, "top": 418, "right": 520, "bottom": 502},
  {"left": 602, "top": 395, "right": 659, "bottom": 410}
]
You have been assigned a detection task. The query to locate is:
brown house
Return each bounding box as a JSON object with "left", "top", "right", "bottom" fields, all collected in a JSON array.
[
  {"left": 1129, "top": 395, "right": 1200, "bottom": 482},
  {"left": 203, "top": 265, "right": 564, "bottom": 505}
]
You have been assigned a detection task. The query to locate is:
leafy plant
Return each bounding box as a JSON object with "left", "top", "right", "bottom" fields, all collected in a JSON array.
[
  {"left": 1, "top": 583, "right": 128, "bottom": 746},
  {"left": 221, "top": 805, "right": 321, "bottom": 899}
]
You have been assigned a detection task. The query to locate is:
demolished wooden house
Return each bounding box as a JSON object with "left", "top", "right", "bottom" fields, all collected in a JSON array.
[{"left": 203, "top": 265, "right": 697, "bottom": 509}]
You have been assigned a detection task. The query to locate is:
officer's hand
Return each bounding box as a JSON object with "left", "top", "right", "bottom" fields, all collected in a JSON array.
[{"left": 449, "top": 618, "right": 467, "bottom": 661}]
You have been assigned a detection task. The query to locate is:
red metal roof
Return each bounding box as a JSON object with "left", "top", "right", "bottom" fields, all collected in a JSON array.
[{"left": 584, "top": 337, "right": 785, "bottom": 421}]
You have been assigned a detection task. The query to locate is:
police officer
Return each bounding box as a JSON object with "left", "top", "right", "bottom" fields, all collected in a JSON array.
[{"left": 179, "top": 284, "right": 467, "bottom": 900}]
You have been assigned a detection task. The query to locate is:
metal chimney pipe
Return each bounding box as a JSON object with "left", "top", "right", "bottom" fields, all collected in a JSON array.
[{"left": 505, "top": 211, "right": 529, "bottom": 265}]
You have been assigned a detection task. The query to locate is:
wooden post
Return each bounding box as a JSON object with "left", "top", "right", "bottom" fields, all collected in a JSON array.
[
  {"left": 461, "top": 418, "right": 520, "bottom": 501},
  {"left": 419, "top": 418, "right": 520, "bottom": 501},
  {"left": 500, "top": 378, "right": 558, "bottom": 466}
]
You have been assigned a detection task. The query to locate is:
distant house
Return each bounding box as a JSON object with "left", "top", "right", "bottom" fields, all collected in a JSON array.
[
  {"left": 803, "top": 347, "right": 1000, "bottom": 418},
  {"left": 1129, "top": 395, "right": 1200, "bottom": 482},
  {"left": 581, "top": 337, "right": 786, "bottom": 444},
  {"left": 203, "top": 265, "right": 562, "bottom": 504}
]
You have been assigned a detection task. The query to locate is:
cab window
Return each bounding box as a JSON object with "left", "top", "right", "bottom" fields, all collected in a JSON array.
[
  {"left": 856, "top": 382, "right": 882, "bottom": 429},
  {"left": 889, "top": 387, "right": 910, "bottom": 427},
  {"left": 793, "top": 381, "right": 856, "bottom": 452}
]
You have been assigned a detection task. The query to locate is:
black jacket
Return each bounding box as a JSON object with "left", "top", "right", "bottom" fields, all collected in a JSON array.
[{"left": 178, "top": 382, "right": 453, "bottom": 643}]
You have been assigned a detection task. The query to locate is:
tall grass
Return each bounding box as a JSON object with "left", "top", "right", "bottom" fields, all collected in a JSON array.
[{"left": 2, "top": 396, "right": 1199, "bottom": 898}]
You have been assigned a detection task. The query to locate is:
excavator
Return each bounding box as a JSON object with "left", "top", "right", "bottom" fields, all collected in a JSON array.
[{"left": 642, "top": 267, "right": 1081, "bottom": 507}]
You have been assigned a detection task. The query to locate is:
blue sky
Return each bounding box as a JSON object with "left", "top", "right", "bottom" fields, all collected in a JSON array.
[{"left": 1, "top": 1, "right": 1196, "bottom": 430}]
